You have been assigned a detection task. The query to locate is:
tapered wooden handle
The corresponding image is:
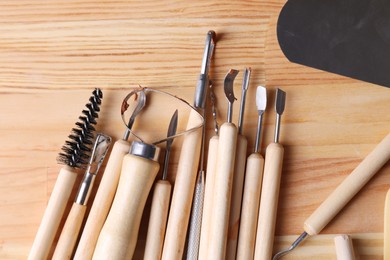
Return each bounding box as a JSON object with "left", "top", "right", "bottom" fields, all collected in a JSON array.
[
  {"left": 52, "top": 203, "right": 87, "bottom": 260},
  {"left": 304, "top": 133, "right": 390, "bottom": 236},
  {"left": 237, "top": 153, "right": 264, "bottom": 260},
  {"left": 385, "top": 189, "right": 390, "bottom": 260},
  {"left": 207, "top": 122, "right": 237, "bottom": 260},
  {"left": 334, "top": 235, "right": 356, "bottom": 260},
  {"left": 74, "top": 139, "right": 130, "bottom": 260},
  {"left": 144, "top": 180, "right": 172, "bottom": 260},
  {"left": 162, "top": 109, "right": 202, "bottom": 260},
  {"left": 227, "top": 134, "right": 248, "bottom": 260},
  {"left": 93, "top": 153, "right": 160, "bottom": 260},
  {"left": 28, "top": 166, "right": 77, "bottom": 260},
  {"left": 254, "top": 142, "right": 284, "bottom": 260},
  {"left": 199, "top": 135, "right": 219, "bottom": 260}
]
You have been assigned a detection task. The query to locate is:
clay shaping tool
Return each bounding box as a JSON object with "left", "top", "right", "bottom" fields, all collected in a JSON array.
[
  {"left": 236, "top": 86, "right": 267, "bottom": 260},
  {"left": 93, "top": 139, "right": 161, "bottom": 259},
  {"left": 206, "top": 69, "right": 239, "bottom": 259},
  {"left": 74, "top": 90, "right": 145, "bottom": 260},
  {"left": 144, "top": 110, "right": 178, "bottom": 260},
  {"left": 52, "top": 133, "right": 111, "bottom": 260},
  {"left": 198, "top": 84, "right": 220, "bottom": 260},
  {"left": 28, "top": 89, "right": 103, "bottom": 260},
  {"left": 273, "top": 133, "right": 390, "bottom": 259},
  {"left": 162, "top": 30, "right": 216, "bottom": 260},
  {"left": 227, "top": 68, "right": 251, "bottom": 260},
  {"left": 254, "top": 88, "right": 286, "bottom": 260}
]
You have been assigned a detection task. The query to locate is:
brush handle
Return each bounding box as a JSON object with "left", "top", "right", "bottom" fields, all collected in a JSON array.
[
  {"left": 304, "top": 133, "right": 390, "bottom": 236},
  {"left": 236, "top": 153, "right": 264, "bottom": 260},
  {"left": 334, "top": 235, "right": 356, "bottom": 260},
  {"left": 385, "top": 189, "right": 390, "bottom": 260},
  {"left": 74, "top": 139, "right": 130, "bottom": 260},
  {"left": 198, "top": 135, "right": 219, "bottom": 260},
  {"left": 93, "top": 153, "right": 160, "bottom": 260},
  {"left": 254, "top": 142, "right": 284, "bottom": 260},
  {"left": 52, "top": 203, "right": 87, "bottom": 260},
  {"left": 207, "top": 122, "right": 237, "bottom": 260},
  {"left": 226, "top": 134, "right": 247, "bottom": 260},
  {"left": 144, "top": 180, "right": 172, "bottom": 260},
  {"left": 162, "top": 110, "right": 202, "bottom": 260},
  {"left": 28, "top": 166, "right": 77, "bottom": 260}
]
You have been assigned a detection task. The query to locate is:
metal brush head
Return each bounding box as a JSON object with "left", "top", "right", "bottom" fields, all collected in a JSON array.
[{"left": 58, "top": 88, "right": 103, "bottom": 168}]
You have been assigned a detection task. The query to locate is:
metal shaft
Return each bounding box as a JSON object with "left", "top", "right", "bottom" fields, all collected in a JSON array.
[{"left": 254, "top": 113, "right": 264, "bottom": 153}]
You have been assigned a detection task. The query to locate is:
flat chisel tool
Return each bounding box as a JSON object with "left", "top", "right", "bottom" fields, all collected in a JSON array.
[
  {"left": 236, "top": 86, "right": 267, "bottom": 260},
  {"left": 227, "top": 68, "right": 251, "bottom": 260},
  {"left": 74, "top": 91, "right": 145, "bottom": 260},
  {"left": 254, "top": 88, "right": 286, "bottom": 260},
  {"left": 52, "top": 133, "right": 111, "bottom": 260},
  {"left": 207, "top": 69, "right": 239, "bottom": 260},
  {"left": 144, "top": 110, "right": 178, "bottom": 260},
  {"left": 273, "top": 132, "right": 390, "bottom": 259},
  {"left": 198, "top": 85, "right": 220, "bottom": 260},
  {"left": 162, "top": 30, "right": 216, "bottom": 260}
]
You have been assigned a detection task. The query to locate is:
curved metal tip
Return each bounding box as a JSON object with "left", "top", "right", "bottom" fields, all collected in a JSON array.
[
  {"left": 224, "top": 69, "right": 239, "bottom": 103},
  {"left": 123, "top": 90, "right": 146, "bottom": 140},
  {"left": 162, "top": 109, "right": 178, "bottom": 180},
  {"left": 207, "top": 30, "right": 216, "bottom": 42},
  {"left": 273, "top": 232, "right": 308, "bottom": 260}
]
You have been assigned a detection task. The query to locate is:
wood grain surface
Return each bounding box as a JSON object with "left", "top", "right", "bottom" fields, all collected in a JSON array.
[{"left": 0, "top": 1, "right": 389, "bottom": 259}]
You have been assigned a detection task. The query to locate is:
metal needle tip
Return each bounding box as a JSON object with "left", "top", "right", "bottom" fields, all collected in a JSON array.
[{"left": 272, "top": 232, "right": 308, "bottom": 260}]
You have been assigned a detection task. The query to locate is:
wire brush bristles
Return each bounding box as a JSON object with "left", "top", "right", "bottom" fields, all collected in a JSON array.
[{"left": 58, "top": 88, "right": 103, "bottom": 168}]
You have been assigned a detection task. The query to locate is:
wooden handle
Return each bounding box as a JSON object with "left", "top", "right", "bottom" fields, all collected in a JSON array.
[
  {"left": 162, "top": 109, "right": 202, "bottom": 260},
  {"left": 52, "top": 203, "right": 87, "bottom": 260},
  {"left": 144, "top": 180, "right": 172, "bottom": 260},
  {"left": 93, "top": 153, "right": 160, "bottom": 260},
  {"left": 385, "top": 189, "right": 390, "bottom": 260},
  {"left": 28, "top": 166, "right": 77, "bottom": 260},
  {"left": 334, "top": 235, "right": 356, "bottom": 260},
  {"left": 254, "top": 142, "right": 284, "bottom": 260},
  {"left": 207, "top": 122, "right": 237, "bottom": 260},
  {"left": 198, "top": 135, "right": 219, "bottom": 260},
  {"left": 236, "top": 153, "right": 264, "bottom": 260},
  {"left": 226, "top": 134, "right": 248, "bottom": 260},
  {"left": 304, "top": 133, "right": 390, "bottom": 236},
  {"left": 74, "top": 139, "right": 130, "bottom": 260}
]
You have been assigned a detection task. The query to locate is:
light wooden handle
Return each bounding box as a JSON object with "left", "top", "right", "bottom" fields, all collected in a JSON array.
[
  {"left": 385, "top": 189, "right": 390, "bottom": 260},
  {"left": 144, "top": 180, "right": 172, "bottom": 260},
  {"left": 74, "top": 139, "right": 130, "bottom": 260},
  {"left": 207, "top": 122, "right": 237, "bottom": 260},
  {"left": 52, "top": 203, "right": 87, "bottom": 260},
  {"left": 93, "top": 153, "right": 160, "bottom": 260},
  {"left": 254, "top": 142, "right": 284, "bottom": 260},
  {"left": 236, "top": 153, "right": 264, "bottom": 260},
  {"left": 28, "top": 166, "right": 77, "bottom": 260},
  {"left": 304, "top": 133, "right": 390, "bottom": 236},
  {"left": 162, "top": 109, "right": 202, "bottom": 260},
  {"left": 226, "top": 134, "right": 248, "bottom": 260},
  {"left": 334, "top": 235, "right": 356, "bottom": 260},
  {"left": 198, "top": 135, "right": 219, "bottom": 260}
]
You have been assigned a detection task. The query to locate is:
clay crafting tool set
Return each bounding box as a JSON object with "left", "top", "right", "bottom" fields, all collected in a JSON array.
[{"left": 28, "top": 29, "right": 390, "bottom": 260}]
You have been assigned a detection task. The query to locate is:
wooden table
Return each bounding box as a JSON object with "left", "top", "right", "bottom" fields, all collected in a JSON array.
[{"left": 0, "top": 1, "right": 389, "bottom": 259}]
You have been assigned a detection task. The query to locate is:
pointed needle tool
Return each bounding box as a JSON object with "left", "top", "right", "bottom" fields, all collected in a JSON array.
[
  {"left": 144, "top": 110, "right": 178, "bottom": 260},
  {"left": 274, "top": 133, "right": 390, "bottom": 259}
]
